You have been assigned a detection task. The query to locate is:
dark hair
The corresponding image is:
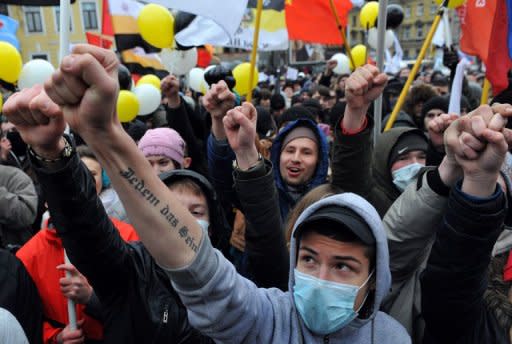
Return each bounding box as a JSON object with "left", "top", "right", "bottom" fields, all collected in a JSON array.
[{"left": 77, "top": 145, "right": 97, "bottom": 161}]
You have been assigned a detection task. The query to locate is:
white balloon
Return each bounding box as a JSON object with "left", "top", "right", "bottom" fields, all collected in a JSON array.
[
  {"left": 367, "top": 28, "right": 394, "bottom": 50},
  {"left": 188, "top": 67, "right": 206, "bottom": 93},
  {"left": 18, "top": 59, "right": 55, "bottom": 89},
  {"left": 331, "top": 53, "right": 351, "bottom": 75},
  {"left": 133, "top": 84, "right": 161, "bottom": 116},
  {"left": 160, "top": 48, "right": 198, "bottom": 76}
]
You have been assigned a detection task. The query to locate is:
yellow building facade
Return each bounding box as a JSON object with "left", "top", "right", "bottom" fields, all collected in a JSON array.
[{"left": 0, "top": 1, "right": 103, "bottom": 66}]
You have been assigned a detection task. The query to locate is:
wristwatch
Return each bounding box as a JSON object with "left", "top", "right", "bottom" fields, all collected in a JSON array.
[
  {"left": 28, "top": 136, "right": 73, "bottom": 163},
  {"left": 233, "top": 152, "right": 263, "bottom": 171}
]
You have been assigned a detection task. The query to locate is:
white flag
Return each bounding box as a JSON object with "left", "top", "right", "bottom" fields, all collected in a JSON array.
[{"left": 137, "top": 0, "right": 248, "bottom": 38}]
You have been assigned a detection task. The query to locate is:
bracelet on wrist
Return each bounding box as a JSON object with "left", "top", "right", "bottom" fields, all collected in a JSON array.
[
  {"left": 28, "top": 137, "right": 73, "bottom": 163},
  {"left": 233, "top": 152, "right": 263, "bottom": 171}
]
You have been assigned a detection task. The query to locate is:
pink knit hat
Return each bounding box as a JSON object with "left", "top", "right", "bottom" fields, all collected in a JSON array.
[{"left": 138, "top": 128, "right": 185, "bottom": 167}]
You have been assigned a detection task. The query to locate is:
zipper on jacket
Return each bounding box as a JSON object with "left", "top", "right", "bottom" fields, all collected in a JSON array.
[
  {"left": 323, "top": 335, "right": 329, "bottom": 343},
  {"left": 162, "top": 306, "right": 169, "bottom": 324}
]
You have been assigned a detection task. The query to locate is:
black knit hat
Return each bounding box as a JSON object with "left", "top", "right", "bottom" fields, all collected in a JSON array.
[
  {"left": 421, "top": 96, "right": 449, "bottom": 119},
  {"left": 388, "top": 130, "right": 428, "bottom": 166}
]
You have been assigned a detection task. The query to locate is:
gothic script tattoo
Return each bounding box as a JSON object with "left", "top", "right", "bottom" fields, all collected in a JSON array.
[{"left": 120, "top": 167, "right": 199, "bottom": 252}]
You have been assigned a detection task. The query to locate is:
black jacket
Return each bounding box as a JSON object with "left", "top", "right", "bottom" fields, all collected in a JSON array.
[
  {"left": 0, "top": 249, "right": 43, "bottom": 344},
  {"left": 164, "top": 98, "right": 208, "bottom": 176},
  {"left": 234, "top": 160, "right": 289, "bottom": 291},
  {"left": 421, "top": 182, "right": 510, "bottom": 344},
  {"left": 33, "top": 150, "right": 212, "bottom": 344}
]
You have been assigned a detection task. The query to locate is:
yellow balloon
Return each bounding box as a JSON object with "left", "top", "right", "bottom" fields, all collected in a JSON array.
[
  {"left": 137, "top": 74, "right": 161, "bottom": 90},
  {"left": 435, "top": 0, "right": 466, "bottom": 9},
  {"left": 360, "top": 2, "right": 379, "bottom": 29},
  {"left": 233, "top": 63, "right": 258, "bottom": 96},
  {"left": 0, "top": 42, "right": 22, "bottom": 84},
  {"left": 117, "top": 90, "right": 139, "bottom": 123},
  {"left": 349, "top": 45, "right": 367, "bottom": 70},
  {"left": 137, "top": 4, "right": 174, "bottom": 48}
]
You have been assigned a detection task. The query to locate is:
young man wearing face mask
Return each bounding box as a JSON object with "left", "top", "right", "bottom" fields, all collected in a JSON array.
[
  {"left": 3, "top": 45, "right": 411, "bottom": 344},
  {"left": 331, "top": 65, "right": 428, "bottom": 217}
]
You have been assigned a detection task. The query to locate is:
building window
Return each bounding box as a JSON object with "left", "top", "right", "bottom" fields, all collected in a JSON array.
[
  {"left": 24, "top": 7, "right": 44, "bottom": 33},
  {"left": 82, "top": 1, "right": 98, "bottom": 30},
  {"left": 352, "top": 14, "right": 357, "bottom": 27},
  {"left": 351, "top": 32, "right": 357, "bottom": 42},
  {"left": 54, "top": 7, "right": 74, "bottom": 32},
  {"left": 411, "top": 49, "right": 417, "bottom": 58},
  {"left": 405, "top": 5, "right": 411, "bottom": 18},
  {"left": 31, "top": 53, "right": 48, "bottom": 60},
  {"left": 417, "top": 24, "right": 423, "bottom": 38},
  {"left": 416, "top": 3, "right": 424, "bottom": 17},
  {"left": 431, "top": 4, "right": 438, "bottom": 15},
  {"left": 403, "top": 26, "right": 410, "bottom": 40},
  {"left": 0, "top": 4, "right": 8, "bottom": 16}
]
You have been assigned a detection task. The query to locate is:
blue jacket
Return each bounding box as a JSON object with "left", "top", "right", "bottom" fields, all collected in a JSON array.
[{"left": 270, "top": 119, "right": 329, "bottom": 221}]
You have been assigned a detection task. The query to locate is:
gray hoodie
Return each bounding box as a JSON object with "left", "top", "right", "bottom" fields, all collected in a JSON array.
[
  {"left": 165, "top": 193, "right": 410, "bottom": 343},
  {"left": 0, "top": 308, "right": 29, "bottom": 344}
]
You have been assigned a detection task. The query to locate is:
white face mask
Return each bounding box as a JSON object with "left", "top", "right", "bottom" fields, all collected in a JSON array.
[
  {"left": 392, "top": 162, "right": 424, "bottom": 192},
  {"left": 196, "top": 219, "right": 210, "bottom": 234}
]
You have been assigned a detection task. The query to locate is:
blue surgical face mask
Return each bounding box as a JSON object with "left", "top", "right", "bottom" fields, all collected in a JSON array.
[
  {"left": 392, "top": 162, "right": 423, "bottom": 192},
  {"left": 196, "top": 219, "right": 209, "bottom": 235},
  {"left": 293, "top": 269, "right": 374, "bottom": 335}
]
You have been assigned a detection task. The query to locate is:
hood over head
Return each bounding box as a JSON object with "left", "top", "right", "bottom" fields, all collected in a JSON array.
[
  {"left": 159, "top": 169, "right": 231, "bottom": 254},
  {"left": 288, "top": 193, "right": 391, "bottom": 332},
  {"left": 271, "top": 119, "right": 329, "bottom": 193},
  {"left": 373, "top": 127, "right": 427, "bottom": 201}
]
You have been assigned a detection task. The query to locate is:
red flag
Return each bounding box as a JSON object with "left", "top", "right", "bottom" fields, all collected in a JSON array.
[
  {"left": 459, "top": 0, "right": 512, "bottom": 94},
  {"left": 285, "top": 0, "right": 352, "bottom": 44},
  {"left": 101, "top": 0, "right": 114, "bottom": 36},
  {"left": 86, "top": 32, "right": 113, "bottom": 49}
]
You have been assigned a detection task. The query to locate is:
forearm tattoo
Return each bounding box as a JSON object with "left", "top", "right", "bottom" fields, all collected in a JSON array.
[{"left": 120, "top": 167, "right": 199, "bottom": 252}]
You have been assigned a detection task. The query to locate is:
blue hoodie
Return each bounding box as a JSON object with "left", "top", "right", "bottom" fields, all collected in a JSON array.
[
  {"left": 163, "top": 193, "right": 411, "bottom": 344},
  {"left": 270, "top": 119, "right": 329, "bottom": 221}
]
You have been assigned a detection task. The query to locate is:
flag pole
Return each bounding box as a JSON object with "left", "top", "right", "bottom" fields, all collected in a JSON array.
[
  {"left": 481, "top": 78, "right": 491, "bottom": 105},
  {"left": 59, "top": 0, "right": 76, "bottom": 330},
  {"left": 64, "top": 251, "right": 77, "bottom": 330},
  {"left": 328, "top": 0, "right": 355, "bottom": 68},
  {"left": 246, "top": 0, "right": 264, "bottom": 103},
  {"left": 59, "top": 0, "right": 71, "bottom": 63},
  {"left": 384, "top": 3, "right": 445, "bottom": 131},
  {"left": 373, "top": 0, "right": 388, "bottom": 142}
]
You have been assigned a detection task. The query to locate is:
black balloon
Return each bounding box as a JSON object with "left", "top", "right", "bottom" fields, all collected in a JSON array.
[
  {"left": 174, "top": 12, "right": 196, "bottom": 50},
  {"left": 118, "top": 64, "right": 132, "bottom": 90},
  {"left": 386, "top": 4, "right": 404, "bottom": 29},
  {"left": 204, "top": 65, "right": 236, "bottom": 90}
]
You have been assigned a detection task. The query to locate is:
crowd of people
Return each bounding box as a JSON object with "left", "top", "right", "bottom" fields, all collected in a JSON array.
[{"left": 1, "top": 43, "right": 512, "bottom": 344}]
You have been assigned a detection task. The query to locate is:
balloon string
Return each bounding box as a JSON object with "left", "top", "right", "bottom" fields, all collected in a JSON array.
[{"left": 247, "top": 0, "right": 264, "bottom": 103}]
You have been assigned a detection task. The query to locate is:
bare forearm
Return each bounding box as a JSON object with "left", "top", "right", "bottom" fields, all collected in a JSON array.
[{"left": 87, "top": 126, "right": 203, "bottom": 268}]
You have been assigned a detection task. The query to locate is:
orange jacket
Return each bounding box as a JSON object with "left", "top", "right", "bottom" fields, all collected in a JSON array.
[{"left": 16, "top": 218, "right": 138, "bottom": 344}]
